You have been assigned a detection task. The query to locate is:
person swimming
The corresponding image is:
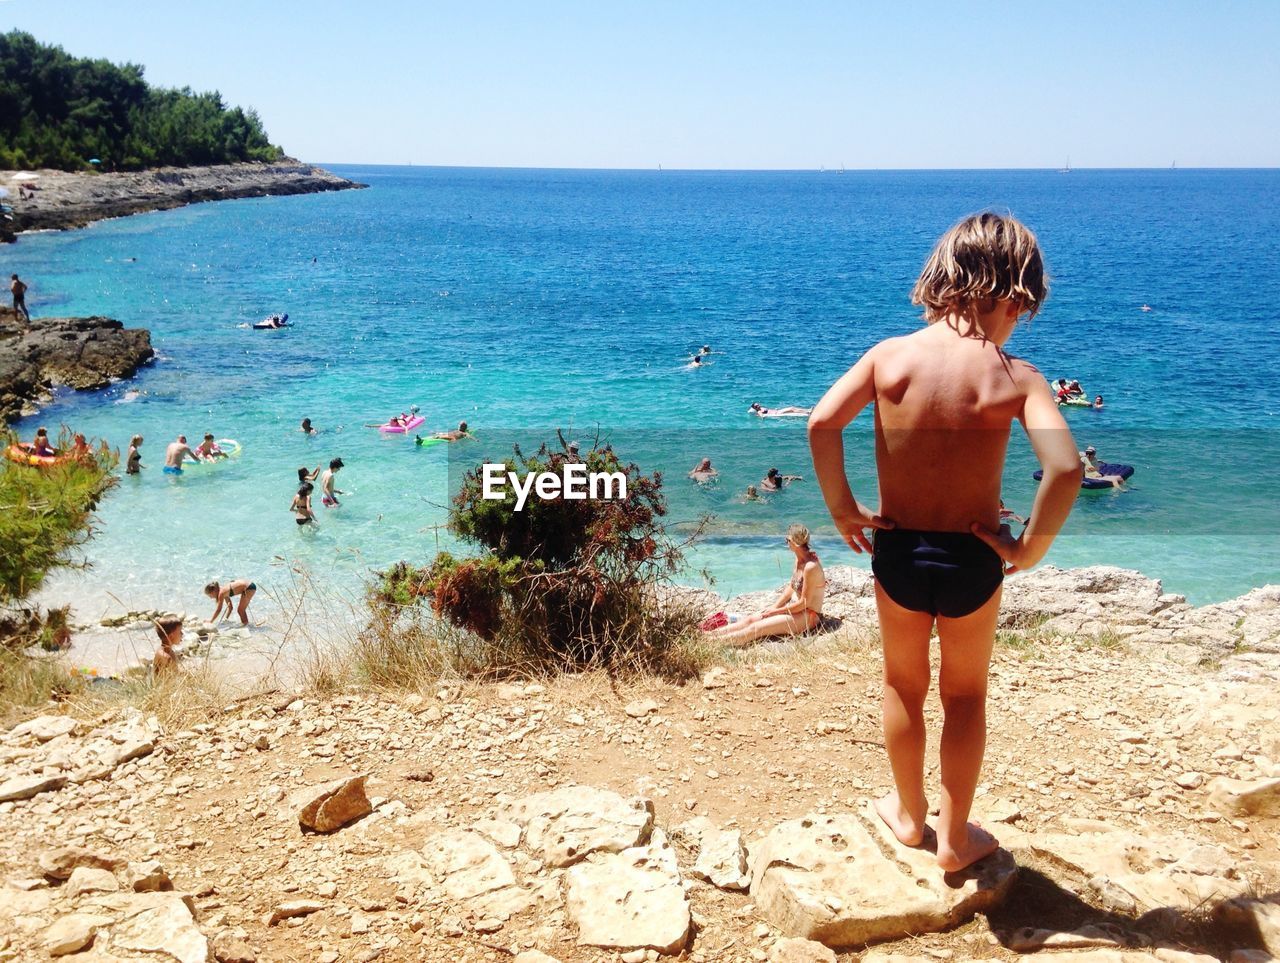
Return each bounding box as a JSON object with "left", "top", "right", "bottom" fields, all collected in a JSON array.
[
  {"left": 429, "top": 421, "right": 470, "bottom": 442},
  {"left": 760, "top": 467, "right": 803, "bottom": 491},
  {"left": 749, "top": 403, "right": 812, "bottom": 417},
  {"left": 689, "top": 457, "right": 718, "bottom": 482},
  {"left": 1093, "top": 395, "right": 1104, "bottom": 409}
]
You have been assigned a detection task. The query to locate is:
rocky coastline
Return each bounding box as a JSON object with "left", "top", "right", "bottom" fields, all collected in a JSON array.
[
  {"left": 0, "top": 160, "right": 365, "bottom": 242},
  {"left": 1, "top": 562, "right": 1278, "bottom": 960},
  {"left": 0, "top": 308, "right": 154, "bottom": 422}
]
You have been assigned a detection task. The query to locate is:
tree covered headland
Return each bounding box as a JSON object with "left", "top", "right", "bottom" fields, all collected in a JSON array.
[{"left": 0, "top": 31, "right": 284, "bottom": 171}]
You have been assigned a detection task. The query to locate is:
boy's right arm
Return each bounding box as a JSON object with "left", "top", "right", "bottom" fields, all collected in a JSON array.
[
  {"left": 808, "top": 348, "right": 894, "bottom": 554},
  {"left": 972, "top": 372, "right": 1081, "bottom": 572}
]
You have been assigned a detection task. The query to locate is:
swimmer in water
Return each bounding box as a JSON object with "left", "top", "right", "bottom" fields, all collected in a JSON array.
[
  {"left": 301, "top": 418, "right": 317, "bottom": 435},
  {"left": 1093, "top": 395, "right": 1104, "bottom": 409},
  {"left": 429, "top": 421, "right": 470, "bottom": 442},
  {"left": 760, "top": 467, "right": 803, "bottom": 491},
  {"left": 688, "top": 457, "right": 718, "bottom": 482},
  {"left": 749, "top": 403, "right": 813, "bottom": 417}
]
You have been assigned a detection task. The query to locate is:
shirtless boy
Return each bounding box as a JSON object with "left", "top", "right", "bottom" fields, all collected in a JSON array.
[
  {"left": 809, "top": 212, "right": 1081, "bottom": 871},
  {"left": 319, "top": 458, "right": 345, "bottom": 507},
  {"left": 153, "top": 617, "right": 183, "bottom": 674}
]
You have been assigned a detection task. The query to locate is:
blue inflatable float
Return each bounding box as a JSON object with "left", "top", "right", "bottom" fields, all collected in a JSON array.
[{"left": 1034, "top": 463, "right": 1134, "bottom": 490}]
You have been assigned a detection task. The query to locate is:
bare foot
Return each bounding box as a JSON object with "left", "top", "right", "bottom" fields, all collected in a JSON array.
[
  {"left": 874, "top": 791, "right": 928, "bottom": 847},
  {"left": 936, "top": 822, "right": 999, "bottom": 872}
]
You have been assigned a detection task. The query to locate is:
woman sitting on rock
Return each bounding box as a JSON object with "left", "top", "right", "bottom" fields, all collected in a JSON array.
[{"left": 702, "top": 523, "right": 826, "bottom": 647}]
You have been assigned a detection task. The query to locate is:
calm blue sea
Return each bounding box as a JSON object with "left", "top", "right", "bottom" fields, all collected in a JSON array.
[{"left": 7, "top": 166, "right": 1280, "bottom": 617}]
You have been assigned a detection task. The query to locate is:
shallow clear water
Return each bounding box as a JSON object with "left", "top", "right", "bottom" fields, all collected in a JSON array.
[{"left": 8, "top": 166, "right": 1280, "bottom": 618}]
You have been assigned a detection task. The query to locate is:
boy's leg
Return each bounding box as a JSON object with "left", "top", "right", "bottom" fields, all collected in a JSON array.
[
  {"left": 934, "top": 585, "right": 1003, "bottom": 871},
  {"left": 873, "top": 583, "right": 934, "bottom": 846}
]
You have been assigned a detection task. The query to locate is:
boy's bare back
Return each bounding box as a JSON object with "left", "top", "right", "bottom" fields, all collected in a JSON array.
[{"left": 870, "top": 321, "right": 1046, "bottom": 533}]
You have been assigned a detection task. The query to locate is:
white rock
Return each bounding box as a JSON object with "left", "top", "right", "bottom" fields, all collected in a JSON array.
[
  {"left": 513, "top": 953, "right": 562, "bottom": 963},
  {"left": 42, "top": 914, "right": 109, "bottom": 956},
  {"left": 1029, "top": 829, "right": 1247, "bottom": 913},
  {"left": 0, "top": 773, "right": 67, "bottom": 802},
  {"left": 123, "top": 859, "right": 172, "bottom": 892},
  {"left": 38, "top": 846, "right": 122, "bottom": 879},
  {"left": 626, "top": 699, "right": 661, "bottom": 718},
  {"left": 565, "top": 836, "right": 690, "bottom": 954},
  {"left": 419, "top": 829, "right": 533, "bottom": 920},
  {"left": 769, "top": 936, "right": 838, "bottom": 962},
  {"left": 1207, "top": 777, "right": 1280, "bottom": 816},
  {"left": 66, "top": 865, "right": 120, "bottom": 896},
  {"left": 268, "top": 899, "right": 325, "bottom": 924},
  {"left": 749, "top": 803, "right": 1016, "bottom": 947},
  {"left": 474, "top": 817, "right": 522, "bottom": 849},
  {"left": 109, "top": 893, "right": 209, "bottom": 963},
  {"left": 8, "top": 714, "right": 77, "bottom": 743},
  {"left": 501, "top": 785, "right": 654, "bottom": 867},
  {"left": 672, "top": 817, "right": 750, "bottom": 890}
]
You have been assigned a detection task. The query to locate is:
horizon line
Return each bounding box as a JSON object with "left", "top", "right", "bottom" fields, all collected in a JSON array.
[{"left": 311, "top": 162, "right": 1280, "bottom": 174}]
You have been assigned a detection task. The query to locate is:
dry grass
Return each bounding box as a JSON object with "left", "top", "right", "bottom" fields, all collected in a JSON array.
[
  {"left": 0, "top": 647, "right": 84, "bottom": 726},
  {"left": 63, "top": 661, "right": 240, "bottom": 731}
]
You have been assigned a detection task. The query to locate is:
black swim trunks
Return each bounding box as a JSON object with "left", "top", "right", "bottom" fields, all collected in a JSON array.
[{"left": 871, "top": 529, "right": 1003, "bottom": 619}]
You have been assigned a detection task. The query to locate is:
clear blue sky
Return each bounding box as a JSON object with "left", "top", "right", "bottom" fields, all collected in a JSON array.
[{"left": 3, "top": 0, "right": 1277, "bottom": 169}]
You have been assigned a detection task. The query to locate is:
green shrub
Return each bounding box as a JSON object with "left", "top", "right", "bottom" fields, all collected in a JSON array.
[
  {"left": 373, "top": 438, "right": 706, "bottom": 679},
  {"left": 0, "top": 432, "right": 117, "bottom": 606}
]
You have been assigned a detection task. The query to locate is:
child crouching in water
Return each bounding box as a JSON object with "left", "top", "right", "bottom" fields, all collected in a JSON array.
[{"left": 809, "top": 212, "right": 1081, "bottom": 871}]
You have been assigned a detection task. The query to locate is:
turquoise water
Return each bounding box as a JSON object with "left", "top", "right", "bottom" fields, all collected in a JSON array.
[{"left": 7, "top": 166, "right": 1280, "bottom": 616}]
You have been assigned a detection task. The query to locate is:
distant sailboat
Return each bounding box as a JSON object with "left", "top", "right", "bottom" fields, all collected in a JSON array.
[
  {"left": 839, "top": 163, "right": 845, "bottom": 174},
  {"left": 1058, "top": 157, "right": 1071, "bottom": 174}
]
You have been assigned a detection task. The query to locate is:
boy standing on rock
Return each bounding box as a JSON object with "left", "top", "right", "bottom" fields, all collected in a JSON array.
[
  {"left": 10, "top": 274, "right": 30, "bottom": 324},
  {"left": 809, "top": 213, "right": 1081, "bottom": 871}
]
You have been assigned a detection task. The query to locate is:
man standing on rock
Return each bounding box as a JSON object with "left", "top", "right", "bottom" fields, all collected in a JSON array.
[{"left": 10, "top": 274, "right": 30, "bottom": 324}]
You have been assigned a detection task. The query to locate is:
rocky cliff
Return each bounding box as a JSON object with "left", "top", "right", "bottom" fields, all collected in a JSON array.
[
  {"left": 1, "top": 161, "right": 365, "bottom": 242},
  {"left": 0, "top": 309, "right": 154, "bottom": 422}
]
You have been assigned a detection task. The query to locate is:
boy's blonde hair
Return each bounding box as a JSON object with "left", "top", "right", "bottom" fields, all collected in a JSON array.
[{"left": 911, "top": 212, "right": 1048, "bottom": 323}]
